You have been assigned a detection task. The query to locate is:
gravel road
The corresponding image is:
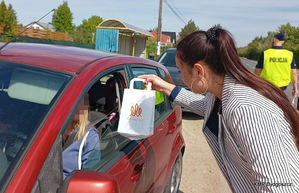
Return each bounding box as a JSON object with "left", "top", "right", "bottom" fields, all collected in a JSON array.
[{"left": 178, "top": 112, "right": 231, "bottom": 193}]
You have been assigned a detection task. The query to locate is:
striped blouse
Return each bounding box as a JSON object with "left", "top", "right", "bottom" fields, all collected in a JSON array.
[{"left": 172, "top": 75, "right": 299, "bottom": 193}]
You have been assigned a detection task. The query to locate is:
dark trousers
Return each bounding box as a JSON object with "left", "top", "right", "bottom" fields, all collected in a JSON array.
[{"left": 280, "top": 86, "right": 287, "bottom": 91}]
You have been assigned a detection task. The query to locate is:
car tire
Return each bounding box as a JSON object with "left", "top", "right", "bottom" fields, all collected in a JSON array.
[{"left": 163, "top": 151, "right": 183, "bottom": 193}]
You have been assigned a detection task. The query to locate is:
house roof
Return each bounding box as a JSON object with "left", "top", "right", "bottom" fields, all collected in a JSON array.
[
  {"left": 150, "top": 31, "right": 173, "bottom": 44},
  {"left": 162, "top": 31, "right": 176, "bottom": 44},
  {"left": 26, "top": 22, "right": 55, "bottom": 31},
  {"left": 97, "top": 19, "right": 153, "bottom": 37}
]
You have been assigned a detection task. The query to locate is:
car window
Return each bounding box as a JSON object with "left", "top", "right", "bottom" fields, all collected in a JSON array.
[
  {"left": 61, "top": 71, "right": 131, "bottom": 174},
  {"left": 131, "top": 67, "right": 169, "bottom": 121},
  {"left": 0, "top": 60, "right": 71, "bottom": 184},
  {"left": 84, "top": 72, "right": 130, "bottom": 170},
  {"left": 157, "top": 50, "right": 176, "bottom": 67},
  {"left": 158, "top": 67, "right": 170, "bottom": 83}
]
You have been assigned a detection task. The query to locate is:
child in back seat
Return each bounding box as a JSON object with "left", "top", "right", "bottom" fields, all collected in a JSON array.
[{"left": 62, "top": 94, "right": 100, "bottom": 179}]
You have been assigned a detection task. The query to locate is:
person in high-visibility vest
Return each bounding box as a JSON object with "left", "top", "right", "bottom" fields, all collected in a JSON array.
[{"left": 254, "top": 32, "right": 298, "bottom": 98}]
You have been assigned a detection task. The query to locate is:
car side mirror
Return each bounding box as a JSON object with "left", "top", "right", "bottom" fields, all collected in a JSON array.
[{"left": 57, "top": 170, "right": 120, "bottom": 193}]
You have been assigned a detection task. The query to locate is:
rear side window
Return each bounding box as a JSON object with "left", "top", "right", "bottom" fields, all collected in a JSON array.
[
  {"left": 158, "top": 68, "right": 170, "bottom": 82},
  {"left": 131, "top": 67, "right": 169, "bottom": 121},
  {"left": 73, "top": 71, "right": 130, "bottom": 172},
  {"left": 157, "top": 50, "right": 176, "bottom": 67}
]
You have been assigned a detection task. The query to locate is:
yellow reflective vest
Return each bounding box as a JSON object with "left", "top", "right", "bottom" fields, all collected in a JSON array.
[
  {"left": 260, "top": 48, "right": 293, "bottom": 87},
  {"left": 144, "top": 88, "right": 164, "bottom": 105},
  {"left": 155, "top": 91, "right": 164, "bottom": 105}
]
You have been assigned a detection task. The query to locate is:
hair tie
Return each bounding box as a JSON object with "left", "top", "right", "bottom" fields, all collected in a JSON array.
[{"left": 206, "top": 27, "right": 218, "bottom": 42}]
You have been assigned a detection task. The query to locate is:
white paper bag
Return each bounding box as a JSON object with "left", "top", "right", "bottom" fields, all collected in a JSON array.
[{"left": 117, "top": 78, "right": 155, "bottom": 140}]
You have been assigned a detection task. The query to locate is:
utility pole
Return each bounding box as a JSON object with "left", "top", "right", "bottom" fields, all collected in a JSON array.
[{"left": 156, "top": 0, "right": 163, "bottom": 60}]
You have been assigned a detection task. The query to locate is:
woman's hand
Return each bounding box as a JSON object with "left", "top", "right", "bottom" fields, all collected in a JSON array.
[
  {"left": 292, "top": 89, "right": 298, "bottom": 98},
  {"left": 137, "top": 74, "right": 176, "bottom": 96}
]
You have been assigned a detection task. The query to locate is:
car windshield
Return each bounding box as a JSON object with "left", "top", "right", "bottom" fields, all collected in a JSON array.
[
  {"left": 157, "top": 50, "right": 176, "bottom": 67},
  {"left": 0, "top": 60, "right": 71, "bottom": 183}
]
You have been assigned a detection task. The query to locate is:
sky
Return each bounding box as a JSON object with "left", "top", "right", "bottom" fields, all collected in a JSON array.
[{"left": 3, "top": 0, "right": 299, "bottom": 47}]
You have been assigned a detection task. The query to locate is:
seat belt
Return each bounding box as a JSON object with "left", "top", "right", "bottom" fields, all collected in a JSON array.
[{"left": 62, "top": 114, "right": 110, "bottom": 151}]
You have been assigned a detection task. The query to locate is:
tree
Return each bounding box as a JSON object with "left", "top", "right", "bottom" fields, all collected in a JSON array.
[
  {"left": 278, "top": 23, "right": 299, "bottom": 44},
  {"left": 212, "top": 24, "right": 222, "bottom": 29},
  {"left": 148, "top": 27, "right": 158, "bottom": 32},
  {"left": 0, "top": 1, "right": 17, "bottom": 38},
  {"left": 0, "top": 1, "right": 7, "bottom": 24},
  {"left": 146, "top": 36, "right": 157, "bottom": 59},
  {"left": 52, "top": 1, "right": 75, "bottom": 33},
  {"left": 7, "top": 3, "right": 17, "bottom": 23},
  {"left": 72, "top": 15, "right": 103, "bottom": 44},
  {"left": 237, "top": 23, "right": 299, "bottom": 66},
  {"left": 81, "top": 15, "right": 103, "bottom": 32},
  {"left": 246, "top": 41, "right": 262, "bottom": 60},
  {"left": 178, "top": 19, "right": 199, "bottom": 42}
]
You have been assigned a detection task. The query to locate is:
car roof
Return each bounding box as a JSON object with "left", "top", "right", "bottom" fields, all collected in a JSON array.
[
  {"left": 0, "top": 43, "right": 124, "bottom": 74},
  {"left": 164, "top": 48, "right": 176, "bottom": 52}
]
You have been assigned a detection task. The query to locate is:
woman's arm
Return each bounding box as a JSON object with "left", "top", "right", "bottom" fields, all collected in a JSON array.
[
  {"left": 172, "top": 88, "right": 208, "bottom": 116},
  {"left": 137, "top": 74, "right": 175, "bottom": 96},
  {"left": 138, "top": 74, "right": 208, "bottom": 116}
]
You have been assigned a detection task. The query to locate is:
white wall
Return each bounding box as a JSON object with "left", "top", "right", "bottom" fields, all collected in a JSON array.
[{"left": 27, "top": 23, "right": 44, "bottom": 30}]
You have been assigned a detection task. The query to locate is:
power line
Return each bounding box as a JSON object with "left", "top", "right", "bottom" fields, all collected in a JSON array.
[
  {"left": 163, "top": 0, "right": 186, "bottom": 25},
  {"left": 168, "top": 0, "right": 187, "bottom": 22}
]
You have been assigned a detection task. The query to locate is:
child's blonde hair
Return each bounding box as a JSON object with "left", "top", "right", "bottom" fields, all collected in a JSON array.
[{"left": 74, "top": 109, "right": 89, "bottom": 141}]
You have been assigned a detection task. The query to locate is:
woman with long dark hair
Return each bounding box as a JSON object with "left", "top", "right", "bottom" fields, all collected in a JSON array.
[{"left": 139, "top": 28, "right": 299, "bottom": 192}]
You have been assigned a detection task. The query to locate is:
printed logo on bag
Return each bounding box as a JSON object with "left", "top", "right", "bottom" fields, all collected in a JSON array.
[{"left": 130, "top": 103, "right": 142, "bottom": 117}]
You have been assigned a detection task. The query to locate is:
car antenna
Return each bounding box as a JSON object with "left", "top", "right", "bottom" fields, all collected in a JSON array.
[{"left": 0, "top": 9, "right": 55, "bottom": 53}]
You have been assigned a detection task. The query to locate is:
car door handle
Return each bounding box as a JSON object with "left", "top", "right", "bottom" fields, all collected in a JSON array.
[
  {"left": 168, "top": 124, "right": 176, "bottom": 134},
  {"left": 131, "top": 163, "right": 144, "bottom": 182}
]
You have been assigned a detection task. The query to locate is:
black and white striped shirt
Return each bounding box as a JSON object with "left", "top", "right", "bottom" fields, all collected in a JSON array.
[{"left": 173, "top": 75, "right": 299, "bottom": 193}]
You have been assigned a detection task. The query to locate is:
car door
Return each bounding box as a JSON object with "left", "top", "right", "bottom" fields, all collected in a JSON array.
[
  {"left": 81, "top": 67, "right": 149, "bottom": 193},
  {"left": 83, "top": 64, "right": 180, "bottom": 193},
  {"left": 26, "top": 64, "right": 146, "bottom": 193},
  {"left": 125, "top": 65, "right": 180, "bottom": 192},
  {"left": 82, "top": 66, "right": 155, "bottom": 193}
]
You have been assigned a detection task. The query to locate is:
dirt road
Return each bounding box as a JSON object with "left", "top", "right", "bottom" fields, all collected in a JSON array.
[{"left": 178, "top": 112, "right": 231, "bottom": 193}]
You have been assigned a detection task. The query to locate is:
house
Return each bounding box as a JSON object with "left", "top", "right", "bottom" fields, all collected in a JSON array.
[
  {"left": 26, "top": 22, "right": 55, "bottom": 32},
  {"left": 162, "top": 31, "right": 176, "bottom": 44},
  {"left": 150, "top": 31, "right": 174, "bottom": 47}
]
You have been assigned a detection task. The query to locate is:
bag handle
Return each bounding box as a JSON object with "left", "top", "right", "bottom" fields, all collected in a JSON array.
[{"left": 130, "top": 78, "right": 152, "bottom": 90}]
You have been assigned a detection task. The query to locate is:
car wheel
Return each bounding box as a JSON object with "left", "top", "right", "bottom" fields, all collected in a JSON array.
[{"left": 163, "top": 151, "right": 183, "bottom": 193}]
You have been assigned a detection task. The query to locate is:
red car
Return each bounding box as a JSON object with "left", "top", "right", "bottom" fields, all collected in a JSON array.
[{"left": 0, "top": 43, "right": 185, "bottom": 193}]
